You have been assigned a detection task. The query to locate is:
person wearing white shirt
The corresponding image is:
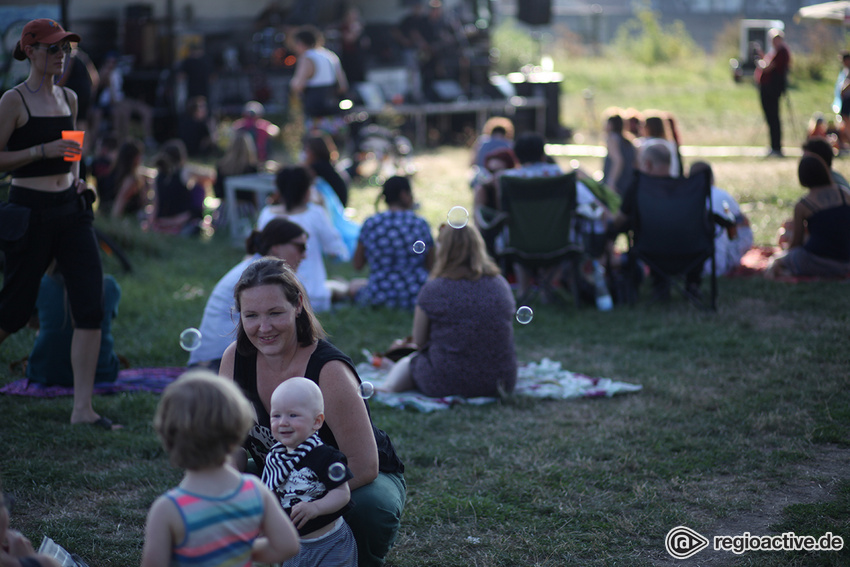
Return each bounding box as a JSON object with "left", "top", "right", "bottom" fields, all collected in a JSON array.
[
  {"left": 257, "top": 166, "right": 351, "bottom": 312},
  {"left": 188, "top": 219, "right": 307, "bottom": 371},
  {"left": 289, "top": 26, "right": 348, "bottom": 122},
  {"left": 689, "top": 162, "right": 753, "bottom": 276}
]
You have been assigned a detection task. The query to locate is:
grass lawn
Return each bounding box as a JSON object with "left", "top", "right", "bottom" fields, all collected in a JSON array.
[{"left": 2, "top": 49, "right": 850, "bottom": 566}]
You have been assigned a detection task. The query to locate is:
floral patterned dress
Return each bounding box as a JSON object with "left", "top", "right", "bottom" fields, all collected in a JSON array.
[{"left": 355, "top": 210, "right": 433, "bottom": 309}]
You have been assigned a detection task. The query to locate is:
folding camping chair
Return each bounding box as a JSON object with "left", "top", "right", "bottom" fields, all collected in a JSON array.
[
  {"left": 625, "top": 169, "right": 717, "bottom": 310},
  {"left": 488, "top": 172, "right": 585, "bottom": 305}
]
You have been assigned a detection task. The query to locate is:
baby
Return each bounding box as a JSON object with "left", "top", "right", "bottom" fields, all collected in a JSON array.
[{"left": 262, "top": 377, "right": 358, "bottom": 567}]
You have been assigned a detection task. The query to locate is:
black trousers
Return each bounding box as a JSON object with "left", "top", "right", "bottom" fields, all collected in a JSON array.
[
  {"left": 760, "top": 86, "right": 783, "bottom": 152},
  {"left": 0, "top": 186, "right": 103, "bottom": 333}
]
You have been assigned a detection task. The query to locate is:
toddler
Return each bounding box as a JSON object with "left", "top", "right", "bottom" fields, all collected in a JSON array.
[
  {"left": 141, "top": 370, "right": 299, "bottom": 567},
  {"left": 262, "top": 377, "right": 357, "bottom": 567}
]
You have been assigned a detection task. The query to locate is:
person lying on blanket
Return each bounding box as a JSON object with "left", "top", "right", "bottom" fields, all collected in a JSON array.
[{"left": 379, "top": 224, "right": 517, "bottom": 398}]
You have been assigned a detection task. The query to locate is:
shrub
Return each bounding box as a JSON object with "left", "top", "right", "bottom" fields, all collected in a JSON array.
[
  {"left": 793, "top": 22, "right": 844, "bottom": 82},
  {"left": 612, "top": 2, "right": 700, "bottom": 66},
  {"left": 490, "top": 19, "right": 541, "bottom": 75}
]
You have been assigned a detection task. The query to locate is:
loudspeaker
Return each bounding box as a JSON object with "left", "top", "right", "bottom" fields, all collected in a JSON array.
[{"left": 517, "top": 0, "right": 552, "bottom": 26}]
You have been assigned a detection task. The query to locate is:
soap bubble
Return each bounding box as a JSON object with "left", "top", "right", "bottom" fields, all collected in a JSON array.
[
  {"left": 515, "top": 306, "right": 534, "bottom": 325},
  {"left": 359, "top": 381, "right": 375, "bottom": 399},
  {"left": 328, "top": 462, "right": 347, "bottom": 482},
  {"left": 447, "top": 206, "right": 469, "bottom": 229},
  {"left": 412, "top": 240, "right": 426, "bottom": 254},
  {"left": 179, "top": 327, "right": 202, "bottom": 351}
]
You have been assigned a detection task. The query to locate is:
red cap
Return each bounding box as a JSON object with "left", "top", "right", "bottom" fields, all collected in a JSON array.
[{"left": 14, "top": 19, "right": 80, "bottom": 61}]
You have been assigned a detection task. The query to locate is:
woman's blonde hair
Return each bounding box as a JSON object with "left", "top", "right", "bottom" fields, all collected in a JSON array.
[
  {"left": 431, "top": 224, "right": 500, "bottom": 281},
  {"left": 154, "top": 369, "right": 255, "bottom": 470},
  {"left": 218, "top": 131, "right": 258, "bottom": 177}
]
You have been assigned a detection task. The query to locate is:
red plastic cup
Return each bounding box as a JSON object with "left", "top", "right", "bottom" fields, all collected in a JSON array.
[{"left": 61, "top": 130, "right": 85, "bottom": 161}]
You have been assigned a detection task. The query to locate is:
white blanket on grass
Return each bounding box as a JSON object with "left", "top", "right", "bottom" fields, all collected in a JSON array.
[{"left": 357, "top": 356, "right": 642, "bottom": 413}]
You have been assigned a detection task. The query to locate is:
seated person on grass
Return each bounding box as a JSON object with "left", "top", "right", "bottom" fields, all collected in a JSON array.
[
  {"left": 609, "top": 142, "right": 702, "bottom": 301},
  {"left": 500, "top": 132, "right": 611, "bottom": 298},
  {"left": 26, "top": 262, "right": 121, "bottom": 387},
  {"left": 148, "top": 139, "right": 205, "bottom": 236},
  {"left": 767, "top": 153, "right": 850, "bottom": 279},
  {"left": 802, "top": 137, "right": 850, "bottom": 193},
  {"left": 380, "top": 224, "right": 517, "bottom": 399},
  {"left": 688, "top": 161, "right": 753, "bottom": 277}
]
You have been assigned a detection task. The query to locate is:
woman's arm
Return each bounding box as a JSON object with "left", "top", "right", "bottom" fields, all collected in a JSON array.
[
  {"left": 219, "top": 343, "right": 236, "bottom": 381},
  {"left": 252, "top": 482, "right": 300, "bottom": 564},
  {"left": 154, "top": 211, "right": 192, "bottom": 230},
  {"left": 318, "top": 361, "right": 378, "bottom": 490},
  {"left": 290, "top": 56, "right": 315, "bottom": 94},
  {"left": 605, "top": 132, "right": 623, "bottom": 186},
  {"left": 352, "top": 241, "right": 367, "bottom": 271},
  {"left": 314, "top": 207, "right": 350, "bottom": 261},
  {"left": 0, "top": 90, "right": 43, "bottom": 173},
  {"left": 789, "top": 200, "right": 808, "bottom": 249},
  {"left": 66, "top": 87, "right": 82, "bottom": 180},
  {"left": 110, "top": 175, "right": 136, "bottom": 219},
  {"left": 411, "top": 306, "right": 430, "bottom": 347},
  {"left": 219, "top": 343, "right": 252, "bottom": 471},
  {"left": 334, "top": 57, "right": 349, "bottom": 94},
  {"left": 424, "top": 245, "right": 436, "bottom": 271}
]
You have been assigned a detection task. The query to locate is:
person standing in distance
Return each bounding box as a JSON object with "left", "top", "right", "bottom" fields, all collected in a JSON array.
[{"left": 756, "top": 28, "right": 791, "bottom": 158}]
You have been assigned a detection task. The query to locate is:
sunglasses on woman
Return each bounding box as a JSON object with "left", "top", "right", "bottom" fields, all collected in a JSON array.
[
  {"left": 37, "top": 43, "right": 72, "bottom": 55},
  {"left": 288, "top": 241, "right": 307, "bottom": 254}
]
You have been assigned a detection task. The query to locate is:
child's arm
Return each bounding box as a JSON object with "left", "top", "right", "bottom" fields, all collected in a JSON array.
[
  {"left": 289, "top": 482, "right": 351, "bottom": 530},
  {"left": 140, "top": 496, "right": 180, "bottom": 567},
  {"left": 252, "top": 482, "right": 300, "bottom": 564}
]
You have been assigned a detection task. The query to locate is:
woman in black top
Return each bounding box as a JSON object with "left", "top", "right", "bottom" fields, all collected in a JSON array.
[
  {"left": 220, "top": 257, "right": 405, "bottom": 567},
  {"left": 0, "top": 19, "right": 117, "bottom": 430}
]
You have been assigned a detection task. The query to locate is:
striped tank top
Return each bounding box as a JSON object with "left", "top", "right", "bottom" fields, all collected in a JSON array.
[{"left": 166, "top": 474, "right": 264, "bottom": 567}]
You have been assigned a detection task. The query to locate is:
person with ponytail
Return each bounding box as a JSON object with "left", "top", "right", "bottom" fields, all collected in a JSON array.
[
  {"left": 188, "top": 218, "right": 308, "bottom": 371},
  {"left": 352, "top": 176, "right": 435, "bottom": 309},
  {"left": 0, "top": 19, "right": 116, "bottom": 429}
]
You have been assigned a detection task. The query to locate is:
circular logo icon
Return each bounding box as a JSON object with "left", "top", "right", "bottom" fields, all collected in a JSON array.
[{"left": 665, "top": 526, "right": 709, "bottom": 560}]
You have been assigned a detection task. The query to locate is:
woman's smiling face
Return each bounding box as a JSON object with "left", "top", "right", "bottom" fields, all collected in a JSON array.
[{"left": 238, "top": 284, "right": 301, "bottom": 356}]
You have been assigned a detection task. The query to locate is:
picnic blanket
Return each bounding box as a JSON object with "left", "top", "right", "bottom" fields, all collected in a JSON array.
[
  {"left": 727, "top": 246, "right": 850, "bottom": 282},
  {"left": 0, "top": 367, "right": 185, "bottom": 398},
  {"left": 356, "top": 356, "right": 642, "bottom": 413},
  {"left": 1, "top": 359, "right": 643, "bottom": 413}
]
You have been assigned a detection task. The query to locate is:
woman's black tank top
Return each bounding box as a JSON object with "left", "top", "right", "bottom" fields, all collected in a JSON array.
[
  {"left": 234, "top": 339, "right": 405, "bottom": 474},
  {"left": 7, "top": 87, "right": 74, "bottom": 178}
]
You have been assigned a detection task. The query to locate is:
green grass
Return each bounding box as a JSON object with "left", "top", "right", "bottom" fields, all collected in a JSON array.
[{"left": 3, "top": 48, "right": 850, "bottom": 566}]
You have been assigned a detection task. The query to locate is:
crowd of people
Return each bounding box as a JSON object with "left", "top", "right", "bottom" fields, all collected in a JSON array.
[{"left": 4, "top": 13, "right": 850, "bottom": 567}]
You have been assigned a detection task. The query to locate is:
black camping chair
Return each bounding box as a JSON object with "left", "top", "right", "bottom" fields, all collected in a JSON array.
[{"left": 625, "top": 169, "right": 718, "bottom": 310}]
